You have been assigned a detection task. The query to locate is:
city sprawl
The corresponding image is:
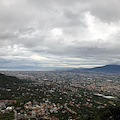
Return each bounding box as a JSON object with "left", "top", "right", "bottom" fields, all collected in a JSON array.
[{"left": 0, "top": 71, "right": 120, "bottom": 120}]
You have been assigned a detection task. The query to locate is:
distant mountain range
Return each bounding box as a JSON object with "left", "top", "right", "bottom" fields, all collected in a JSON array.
[
  {"left": 67, "top": 65, "right": 120, "bottom": 74},
  {"left": 89, "top": 65, "right": 120, "bottom": 73}
]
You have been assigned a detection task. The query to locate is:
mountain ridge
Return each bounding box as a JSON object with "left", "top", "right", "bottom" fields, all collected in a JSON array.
[
  {"left": 89, "top": 64, "right": 120, "bottom": 73},
  {"left": 67, "top": 65, "right": 120, "bottom": 74}
]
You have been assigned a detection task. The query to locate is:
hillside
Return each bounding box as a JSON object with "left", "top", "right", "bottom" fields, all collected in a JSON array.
[{"left": 0, "top": 73, "right": 23, "bottom": 87}]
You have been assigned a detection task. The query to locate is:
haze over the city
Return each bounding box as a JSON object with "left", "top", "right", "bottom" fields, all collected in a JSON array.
[{"left": 0, "top": 0, "right": 120, "bottom": 70}]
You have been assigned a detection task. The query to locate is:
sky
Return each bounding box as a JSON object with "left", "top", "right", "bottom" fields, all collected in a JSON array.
[{"left": 0, "top": 0, "right": 120, "bottom": 70}]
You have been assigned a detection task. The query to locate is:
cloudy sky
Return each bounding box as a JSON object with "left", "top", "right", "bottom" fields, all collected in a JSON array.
[{"left": 0, "top": 0, "right": 120, "bottom": 70}]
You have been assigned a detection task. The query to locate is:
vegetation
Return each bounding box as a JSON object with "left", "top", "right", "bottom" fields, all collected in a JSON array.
[{"left": 0, "top": 112, "right": 14, "bottom": 120}]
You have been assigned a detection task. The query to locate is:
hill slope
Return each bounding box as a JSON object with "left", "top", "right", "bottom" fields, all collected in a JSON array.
[{"left": 0, "top": 73, "right": 22, "bottom": 87}]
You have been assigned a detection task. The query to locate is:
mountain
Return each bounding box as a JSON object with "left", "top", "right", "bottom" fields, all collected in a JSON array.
[
  {"left": 0, "top": 73, "right": 23, "bottom": 87},
  {"left": 67, "top": 65, "right": 120, "bottom": 74},
  {"left": 89, "top": 65, "right": 120, "bottom": 73}
]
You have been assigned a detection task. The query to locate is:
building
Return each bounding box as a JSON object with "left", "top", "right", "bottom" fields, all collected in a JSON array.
[{"left": 0, "top": 102, "right": 6, "bottom": 110}]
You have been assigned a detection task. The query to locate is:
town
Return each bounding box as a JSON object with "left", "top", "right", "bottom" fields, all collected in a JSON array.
[{"left": 0, "top": 71, "right": 120, "bottom": 120}]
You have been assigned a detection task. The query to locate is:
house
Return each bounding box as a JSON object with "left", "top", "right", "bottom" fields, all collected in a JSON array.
[{"left": 0, "top": 102, "right": 6, "bottom": 110}]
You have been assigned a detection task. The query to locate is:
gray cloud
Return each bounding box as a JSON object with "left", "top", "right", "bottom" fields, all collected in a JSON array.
[{"left": 0, "top": 0, "right": 120, "bottom": 69}]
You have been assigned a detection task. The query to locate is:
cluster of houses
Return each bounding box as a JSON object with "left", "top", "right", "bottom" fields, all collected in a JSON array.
[
  {"left": 14, "top": 99, "right": 62, "bottom": 120},
  {"left": 0, "top": 100, "right": 16, "bottom": 113}
]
